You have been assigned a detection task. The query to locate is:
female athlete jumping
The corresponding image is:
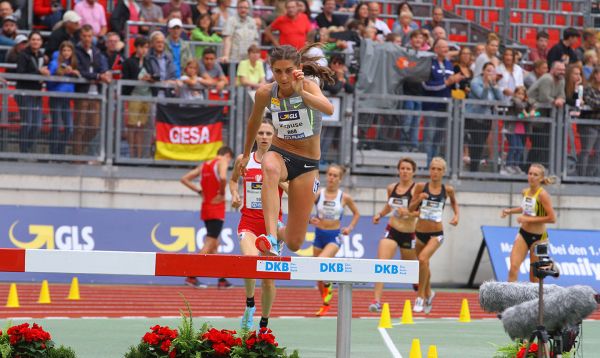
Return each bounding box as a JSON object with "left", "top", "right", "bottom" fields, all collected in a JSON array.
[{"left": 236, "top": 44, "right": 334, "bottom": 255}]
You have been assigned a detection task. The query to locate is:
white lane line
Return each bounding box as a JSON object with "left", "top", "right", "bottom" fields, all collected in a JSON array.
[
  {"left": 378, "top": 327, "right": 402, "bottom": 358},
  {"left": 44, "top": 317, "right": 70, "bottom": 320},
  {"left": 121, "top": 316, "right": 148, "bottom": 319},
  {"left": 81, "top": 316, "right": 109, "bottom": 319}
]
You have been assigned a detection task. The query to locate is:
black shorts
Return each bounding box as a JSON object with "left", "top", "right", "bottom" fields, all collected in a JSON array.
[
  {"left": 519, "top": 228, "right": 547, "bottom": 248},
  {"left": 384, "top": 227, "right": 415, "bottom": 249},
  {"left": 204, "top": 219, "right": 224, "bottom": 238},
  {"left": 269, "top": 145, "right": 319, "bottom": 182},
  {"left": 415, "top": 231, "right": 444, "bottom": 245}
]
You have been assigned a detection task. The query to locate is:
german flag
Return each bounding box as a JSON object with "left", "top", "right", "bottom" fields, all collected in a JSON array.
[{"left": 155, "top": 103, "right": 224, "bottom": 161}]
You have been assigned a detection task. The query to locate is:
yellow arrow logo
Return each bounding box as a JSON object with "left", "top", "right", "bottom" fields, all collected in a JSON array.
[
  {"left": 9, "top": 221, "right": 55, "bottom": 249},
  {"left": 151, "top": 223, "right": 196, "bottom": 252}
]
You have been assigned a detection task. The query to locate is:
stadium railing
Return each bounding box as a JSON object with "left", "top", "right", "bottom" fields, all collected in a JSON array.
[
  {"left": 458, "top": 99, "right": 556, "bottom": 179},
  {"left": 562, "top": 108, "right": 600, "bottom": 183},
  {"left": 112, "top": 63, "right": 238, "bottom": 166},
  {"left": 0, "top": 71, "right": 598, "bottom": 184},
  {"left": 0, "top": 73, "right": 108, "bottom": 163},
  {"left": 351, "top": 93, "right": 453, "bottom": 176}
]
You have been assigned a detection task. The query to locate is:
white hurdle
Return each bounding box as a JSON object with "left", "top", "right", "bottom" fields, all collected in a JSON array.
[{"left": 0, "top": 248, "right": 419, "bottom": 357}]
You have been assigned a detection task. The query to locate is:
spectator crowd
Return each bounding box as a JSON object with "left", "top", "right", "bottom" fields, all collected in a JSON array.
[{"left": 0, "top": 0, "right": 598, "bottom": 176}]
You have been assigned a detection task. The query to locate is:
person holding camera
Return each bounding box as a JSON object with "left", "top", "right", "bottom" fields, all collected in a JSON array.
[{"left": 501, "top": 163, "right": 557, "bottom": 282}]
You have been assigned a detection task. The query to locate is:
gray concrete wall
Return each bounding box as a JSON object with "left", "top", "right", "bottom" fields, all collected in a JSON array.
[{"left": 1, "top": 170, "right": 599, "bottom": 286}]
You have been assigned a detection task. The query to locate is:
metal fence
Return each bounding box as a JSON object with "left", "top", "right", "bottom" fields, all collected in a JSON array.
[
  {"left": 563, "top": 111, "right": 600, "bottom": 182},
  {"left": 0, "top": 73, "right": 108, "bottom": 163},
  {"left": 0, "top": 72, "right": 599, "bottom": 184},
  {"left": 351, "top": 93, "right": 453, "bottom": 175}
]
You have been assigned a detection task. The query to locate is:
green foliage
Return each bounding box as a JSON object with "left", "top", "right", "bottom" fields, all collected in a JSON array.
[
  {"left": 123, "top": 343, "right": 149, "bottom": 358},
  {"left": 171, "top": 299, "right": 205, "bottom": 358},
  {"left": 47, "top": 345, "right": 78, "bottom": 358}
]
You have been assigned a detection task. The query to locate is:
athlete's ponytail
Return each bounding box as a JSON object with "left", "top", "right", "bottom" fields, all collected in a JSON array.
[
  {"left": 269, "top": 44, "right": 335, "bottom": 86},
  {"left": 530, "top": 163, "right": 557, "bottom": 185},
  {"left": 299, "top": 43, "right": 336, "bottom": 85}
]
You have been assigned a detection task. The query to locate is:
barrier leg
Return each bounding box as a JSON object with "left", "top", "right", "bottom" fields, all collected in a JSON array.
[{"left": 336, "top": 282, "right": 352, "bottom": 358}]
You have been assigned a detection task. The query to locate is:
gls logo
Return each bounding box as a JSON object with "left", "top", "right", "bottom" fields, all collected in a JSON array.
[
  {"left": 278, "top": 111, "right": 300, "bottom": 121},
  {"left": 375, "top": 264, "right": 407, "bottom": 275},
  {"left": 9, "top": 221, "right": 95, "bottom": 250},
  {"left": 151, "top": 223, "right": 234, "bottom": 253},
  {"left": 320, "top": 263, "right": 352, "bottom": 273}
]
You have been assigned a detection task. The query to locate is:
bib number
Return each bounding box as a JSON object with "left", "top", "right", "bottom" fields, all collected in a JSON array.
[
  {"left": 389, "top": 197, "right": 409, "bottom": 218},
  {"left": 245, "top": 182, "right": 262, "bottom": 209},
  {"left": 272, "top": 109, "right": 313, "bottom": 139},
  {"left": 419, "top": 199, "right": 443, "bottom": 222},
  {"left": 522, "top": 197, "right": 536, "bottom": 216}
]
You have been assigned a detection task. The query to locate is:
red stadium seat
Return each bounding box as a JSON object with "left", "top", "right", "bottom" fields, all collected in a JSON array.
[{"left": 556, "top": 15, "right": 566, "bottom": 26}]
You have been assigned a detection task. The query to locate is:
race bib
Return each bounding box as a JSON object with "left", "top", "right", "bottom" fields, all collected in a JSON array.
[
  {"left": 272, "top": 109, "right": 313, "bottom": 139},
  {"left": 389, "top": 197, "right": 409, "bottom": 218},
  {"left": 522, "top": 196, "right": 536, "bottom": 216},
  {"left": 245, "top": 182, "right": 262, "bottom": 209},
  {"left": 320, "top": 200, "right": 338, "bottom": 220},
  {"left": 419, "top": 199, "right": 443, "bottom": 222}
]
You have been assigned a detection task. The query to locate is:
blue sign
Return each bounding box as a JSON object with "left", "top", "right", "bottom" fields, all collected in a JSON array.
[
  {"left": 0, "top": 205, "right": 411, "bottom": 287},
  {"left": 482, "top": 226, "right": 600, "bottom": 291}
]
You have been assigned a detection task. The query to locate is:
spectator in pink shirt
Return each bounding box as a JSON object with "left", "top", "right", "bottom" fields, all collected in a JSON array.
[
  {"left": 74, "top": 0, "right": 107, "bottom": 37},
  {"left": 162, "top": 0, "right": 192, "bottom": 25},
  {"left": 528, "top": 31, "right": 549, "bottom": 62}
]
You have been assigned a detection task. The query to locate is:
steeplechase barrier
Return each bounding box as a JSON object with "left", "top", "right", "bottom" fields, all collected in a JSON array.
[{"left": 0, "top": 248, "right": 418, "bottom": 357}]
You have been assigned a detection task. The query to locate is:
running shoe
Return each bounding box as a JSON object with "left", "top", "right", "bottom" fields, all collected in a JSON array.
[
  {"left": 218, "top": 278, "right": 232, "bottom": 289},
  {"left": 241, "top": 306, "right": 256, "bottom": 331},
  {"left": 256, "top": 234, "right": 279, "bottom": 256},
  {"left": 185, "top": 277, "right": 208, "bottom": 289},
  {"left": 277, "top": 240, "right": 285, "bottom": 256},
  {"left": 323, "top": 285, "right": 334, "bottom": 304},
  {"left": 413, "top": 297, "right": 424, "bottom": 313},
  {"left": 424, "top": 290, "right": 436, "bottom": 314},
  {"left": 368, "top": 301, "right": 382, "bottom": 313},
  {"left": 315, "top": 304, "right": 330, "bottom": 317}
]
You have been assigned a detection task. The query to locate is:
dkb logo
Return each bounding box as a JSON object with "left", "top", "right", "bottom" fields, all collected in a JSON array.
[
  {"left": 374, "top": 264, "right": 407, "bottom": 275},
  {"left": 320, "top": 263, "right": 344, "bottom": 273},
  {"left": 264, "top": 261, "right": 290, "bottom": 272}
]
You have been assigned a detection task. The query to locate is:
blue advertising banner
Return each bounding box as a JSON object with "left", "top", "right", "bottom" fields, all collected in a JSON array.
[
  {"left": 482, "top": 226, "right": 600, "bottom": 291},
  {"left": 0, "top": 205, "right": 406, "bottom": 287}
]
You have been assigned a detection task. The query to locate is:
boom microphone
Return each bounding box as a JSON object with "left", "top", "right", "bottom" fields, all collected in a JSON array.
[
  {"left": 501, "top": 285, "right": 599, "bottom": 340},
  {"left": 479, "top": 281, "right": 565, "bottom": 313}
]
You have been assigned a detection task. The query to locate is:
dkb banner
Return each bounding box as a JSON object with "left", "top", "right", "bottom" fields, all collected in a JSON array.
[
  {"left": 0, "top": 205, "right": 400, "bottom": 287},
  {"left": 482, "top": 226, "right": 600, "bottom": 291}
]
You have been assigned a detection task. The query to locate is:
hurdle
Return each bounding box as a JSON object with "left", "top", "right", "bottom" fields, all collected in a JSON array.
[{"left": 0, "top": 248, "right": 418, "bottom": 357}]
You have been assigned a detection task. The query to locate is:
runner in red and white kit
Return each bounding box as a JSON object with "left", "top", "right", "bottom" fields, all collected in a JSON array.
[
  {"left": 181, "top": 146, "right": 234, "bottom": 288},
  {"left": 229, "top": 121, "right": 288, "bottom": 330}
]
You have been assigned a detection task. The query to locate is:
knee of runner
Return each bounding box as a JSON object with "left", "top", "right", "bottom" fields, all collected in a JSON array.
[
  {"left": 286, "top": 238, "right": 302, "bottom": 252},
  {"left": 261, "top": 159, "right": 281, "bottom": 179},
  {"left": 418, "top": 255, "right": 429, "bottom": 267}
]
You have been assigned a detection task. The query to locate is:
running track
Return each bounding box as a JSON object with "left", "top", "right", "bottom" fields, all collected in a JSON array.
[{"left": 1, "top": 283, "right": 599, "bottom": 320}]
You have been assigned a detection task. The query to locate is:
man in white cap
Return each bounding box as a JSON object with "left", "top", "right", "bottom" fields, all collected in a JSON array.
[
  {"left": 165, "top": 17, "right": 191, "bottom": 78},
  {"left": 45, "top": 10, "right": 81, "bottom": 57},
  {"left": 2, "top": 33, "right": 25, "bottom": 64},
  {"left": 0, "top": 14, "right": 16, "bottom": 45}
]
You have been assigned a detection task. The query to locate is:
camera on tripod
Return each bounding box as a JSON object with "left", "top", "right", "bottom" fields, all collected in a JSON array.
[{"left": 532, "top": 243, "right": 559, "bottom": 280}]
